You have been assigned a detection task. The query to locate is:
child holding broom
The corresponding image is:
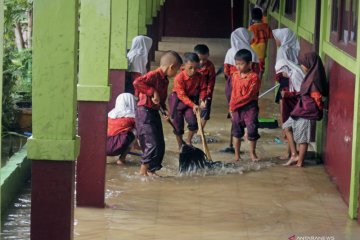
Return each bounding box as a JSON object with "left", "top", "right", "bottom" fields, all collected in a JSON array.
[
  {"left": 169, "top": 53, "right": 207, "bottom": 150},
  {"left": 133, "top": 51, "right": 183, "bottom": 176}
]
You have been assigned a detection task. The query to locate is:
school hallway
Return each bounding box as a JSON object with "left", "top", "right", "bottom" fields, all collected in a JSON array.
[
  {"left": 3, "top": 1, "right": 360, "bottom": 239},
  {"left": 70, "top": 36, "right": 360, "bottom": 239},
  {"left": 72, "top": 67, "right": 360, "bottom": 239}
]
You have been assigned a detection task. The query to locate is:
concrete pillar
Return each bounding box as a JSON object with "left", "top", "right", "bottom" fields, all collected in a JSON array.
[
  {"left": 77, "top": 0, "right": 111, "bottom": 208},
  {"left": 108, "top": 0, "right": 129, "bottom": 109},
  {"left": 127, "top": 0, "right": 140, "bottom": 47},
  {"left": 28, "top": 0, "right": 80, "bottom": 239}
]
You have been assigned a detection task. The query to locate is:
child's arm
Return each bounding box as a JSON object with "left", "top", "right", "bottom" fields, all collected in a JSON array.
[
  {"left": 133, "top": 74, "right": 155, "bottom": 97},
  {"left": 174, "top": 76, "right": 196, "bottom": 108}
]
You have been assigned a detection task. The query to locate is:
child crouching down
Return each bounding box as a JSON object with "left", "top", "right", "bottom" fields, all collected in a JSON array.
[
  {"left": 229, "top": 49, "right": 261, "bottom": 162},
  {"left": 133, "top": 51, "right": 183, "bottom": 176},
  {"left": 169, "top": 52, "right": 207, "bottom": 150},
  {"left": 107, "top": 93, "right": 138, "bottom": 165}
]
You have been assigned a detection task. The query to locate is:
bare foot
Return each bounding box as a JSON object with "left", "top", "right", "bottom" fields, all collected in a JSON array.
[
  {"left": 296, "top": 161, "right": 304, "bottom": 167},
  {"left": 250, "top": 152, "right": 260, "bottom": 162},
  {"left": 140, "top": 164, "right": 149, "bottom": 176},
  {"left": 116, "top": 159, "right": 125, "bottom": 166},
  {"left": 234, "top": 156, "right": 243, "bottom": 162},
  {"left": 282, "top": 155, "right": 298, "bottom": 166}
]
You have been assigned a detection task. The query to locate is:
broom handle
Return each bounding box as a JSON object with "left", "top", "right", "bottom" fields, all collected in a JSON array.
[
  {"left": 259, "top": 84, "right": 280, "bottom": 99},
  {"left": 195, "top": 109, "right": 212, "bottom": 160}
]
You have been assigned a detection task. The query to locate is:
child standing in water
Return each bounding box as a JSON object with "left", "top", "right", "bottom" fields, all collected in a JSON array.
[
  {"left": 229, "top": 49, "right": 261, "bottom": 162},
  {"left": 126, "top": 36, "right": 153, "bottom": 94},
  {"left": 223, "top": 28, "right": 260, "bottom": 153},
  {"left": 194, "top": 44, "right": 216, "bottom": 129},
  {"left": 107, "top": 93, "right": 137, "bottom": 165},
  {"left": 248, "top": 7, "right": 273, "bottom": 79},
  {"left": 282, "top": 52, "right": 327, "bottom": 167},
  {"left": 169, "top": 53, "right": 207, "bottom": 150},
  {"left": 133, "top": 51, "right": 183, "bottom": 176}
]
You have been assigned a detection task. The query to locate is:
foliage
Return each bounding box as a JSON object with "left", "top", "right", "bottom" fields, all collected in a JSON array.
[{"left": 2, "top": 0, "right": 33, "bottom": 129}]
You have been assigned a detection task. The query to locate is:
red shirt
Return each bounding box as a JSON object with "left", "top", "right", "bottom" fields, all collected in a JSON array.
[
  {"left": 229, "top": 71, "right": 261, "bottom": 112},
  {"left": 198, "top": 60, "right": 216, "bottom": 98},
  {"left": 248, "top": 22, "right": 273, "bottom": 59},
  {"left": 133, "top": 68, "right": 169, "bottom": 110},
  {"left": 107, "top": 117, "right": 135, "bottom": 137},
  {"left": 172, "top": 71, "right": 207, "bottom": 108}
]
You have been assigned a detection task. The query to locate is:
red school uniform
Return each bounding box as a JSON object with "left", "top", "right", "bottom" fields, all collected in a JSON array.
[
  {"left": 172, "top": 71, "right": 207, "bottom": 108},
  {"left": 133, "top": 68, "right": 169, "bottom": 110},
  {"left": 229, "top": 71, "right": 261, "bottom": 112},
  {"left": 107, "top": 118, "right": 135, "bottom": 137},
  {"left": 198, "top": 60, "right": 216, "bottom": 98}
]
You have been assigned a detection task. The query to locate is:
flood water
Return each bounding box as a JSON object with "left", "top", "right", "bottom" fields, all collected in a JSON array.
[{"left": 2, "top": 77, "right": 360, "bottom": 239}]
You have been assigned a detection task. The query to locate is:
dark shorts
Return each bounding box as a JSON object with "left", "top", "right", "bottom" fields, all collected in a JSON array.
[
  {"left": 231, "top": 101, "right": 260, "bottom": 141},
  {"left": 107, "top": 132, "right": 135, "bottom": 157},
  {"left": 168, "top": 92, "right": 198, "bottom": 136},
  {"left": 135, "top": 107, "right": 165, "bottom": 172},
  {"left": 200, "top": 98, "right": 212, "bottom": 120}
]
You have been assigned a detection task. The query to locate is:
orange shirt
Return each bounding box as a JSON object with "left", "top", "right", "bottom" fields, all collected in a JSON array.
[
  {"left": 133, "top": 68, "right": 169, "bottom": 110},
  {"left": 229, "top": 71, "right": 261, "bottom": 112},
  {"left": 248, "top": 22, "right": 273, "bottom": 59},
  {"left": 199, "top": 60, "right": 216, "bottom": 98},
  {"left": 107, "top": 117, "right": 135, "bottom": 137},
  {"left": 172, "top": 71, "right": 207, "bottom": 108}
]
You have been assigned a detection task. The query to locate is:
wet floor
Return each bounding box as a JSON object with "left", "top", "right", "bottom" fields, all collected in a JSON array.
[{"left": 2, "top": 76, "right": 360, "bottom": 239}]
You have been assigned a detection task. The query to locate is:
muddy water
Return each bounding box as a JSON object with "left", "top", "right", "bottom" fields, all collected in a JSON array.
[{"left": 3, "top": 77, "right": 360, "bottom": 239}]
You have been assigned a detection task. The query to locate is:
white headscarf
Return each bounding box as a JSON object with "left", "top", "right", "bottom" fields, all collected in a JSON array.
[
  {"left": 108, "top": 93, "right": 137, "bottom": 119},
  {"left": 224, "top": 28, "right": 259, "bottom": 65},
  {"left": 127, "top": 36, "right": 153, "bottom": 75},
  {"left": 272, "top": 28, "right": 300, "bottom": 63},
  {"left": 275, "top": 58, "right": 305, "bottom": 92}
]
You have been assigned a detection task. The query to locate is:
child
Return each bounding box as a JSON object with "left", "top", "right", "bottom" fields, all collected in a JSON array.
[
  {"left": 194, "top": 44, "right": 216, "bottom": 129},
  {"left": 133, "top": 51, "right": 183, "bottom": 176},
  {"left": 248, "top": 7, "right": 273, "bottom": 79},
  {"left": 223, "top": 28, "right": 260, "bottom": 153},
  {"left": 229, "top": 49, "right": 261, "bottom": 162},
  {"left": 126, "top": 36, "right": 153, "bottom": 94},
  {"left": 282, "top": 52, "right": 327, "bottom": 167},
  {"left": 169, "top": 52, "right": 207, "bottom": 150},
  {"left": 107, "top": 93, "right": 137, "bottom": 165},
  {"left": 275, "top": 57, "right": 305, "bottom": 160}
]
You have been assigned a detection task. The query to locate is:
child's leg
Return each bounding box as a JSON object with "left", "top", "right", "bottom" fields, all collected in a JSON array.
[
  {"left": 296, "top": 143, "right": 308, "bottom": 167},
  {"left": 283, "top": 128, "right": 299, "bottom": 166},
  {"left": 200, "top": 99, "right": 212, "bottom": 129},
  {"left": 184, "top": 107, "right": 198, "bottom": 145},
  {"left": 231, "top": 110, "right": 245, "bottom": 161},
  {"left": 233, "top": 136, "right": 242, "bottom": 161},
  {"left": 249, "top": 140, "right": 259, "bottom": 162},
  {"left": 244, "top": 103, "right": 261, "bottom": 161},
  {"left": 172, "top": 109, "right": 185, "bottom": 150},
  {"left": 136, "top": 107, "right": 164, "bottom": 175}
]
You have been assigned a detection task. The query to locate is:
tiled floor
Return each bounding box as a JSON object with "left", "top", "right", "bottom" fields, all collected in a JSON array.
[{"left": 74, "top": 76, "right": 360, "bottom": 240}]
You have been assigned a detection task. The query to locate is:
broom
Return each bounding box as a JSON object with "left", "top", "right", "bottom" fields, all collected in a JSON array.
[{"left": 160, "top": 109, "right": 208, "bottom": 173}]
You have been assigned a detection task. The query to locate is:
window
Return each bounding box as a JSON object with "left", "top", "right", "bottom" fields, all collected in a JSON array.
[
  {"left": 270, "top": 0, "right": 279, "bottom": 13},
  {"left": 284, "top": 0, "right": 297, "bottom": 20},
  {"left": 330, "top": 0, "right": 358, "bottom": 57}
]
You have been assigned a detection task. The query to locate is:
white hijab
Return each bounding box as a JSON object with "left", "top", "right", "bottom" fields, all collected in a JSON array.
[
  {"left": 224, "top": 28, "right": 259, "bottom": 65},
  {"left": 127, "top": 36, "right": 153, "bottom": 75},
  {"left": 272, "top": 28, "right": 300, "bottom": 63},
  {"left": 108, "top": 93, "right": 137, "bottom": 119},
  {"left": 275, "top": 58, "right": 305, "bottom": 92}
]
